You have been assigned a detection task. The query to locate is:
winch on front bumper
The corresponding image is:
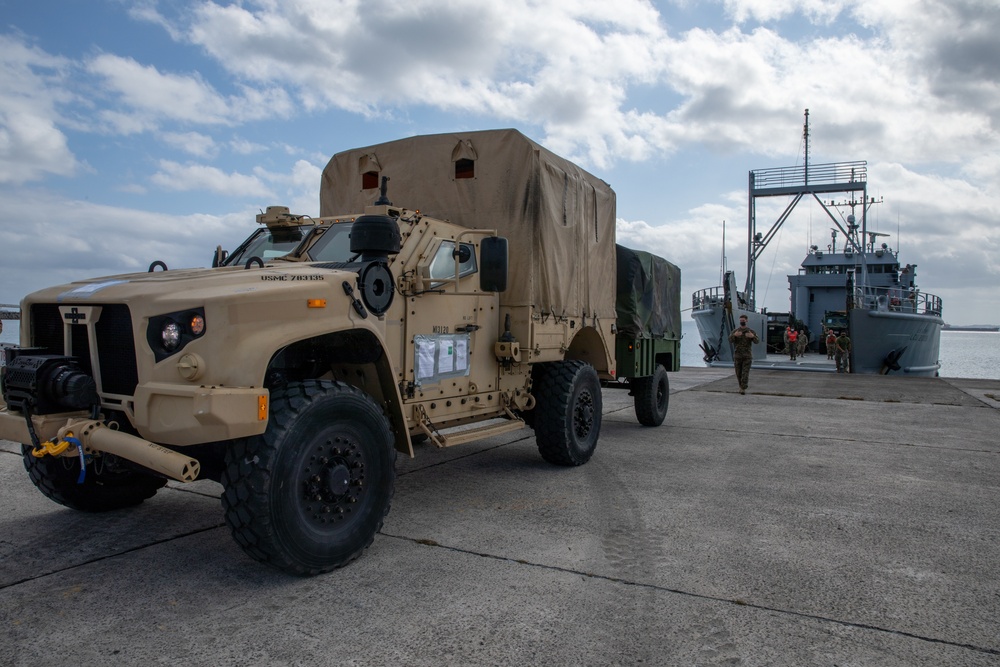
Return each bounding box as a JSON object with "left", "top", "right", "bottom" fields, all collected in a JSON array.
[{"left": 1, "top": 348, "right": 267, "bottom": 483}]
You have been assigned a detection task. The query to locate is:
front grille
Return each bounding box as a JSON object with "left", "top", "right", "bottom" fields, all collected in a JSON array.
[{"left": 29, "top": 303, "right": 139, "bottom": 397}]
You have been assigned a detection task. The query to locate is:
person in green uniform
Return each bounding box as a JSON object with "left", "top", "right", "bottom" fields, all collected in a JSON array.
[
  {"left": 728, "top": 315, "right": 760, "bottom": 394},
  {"left": 835, "top": 331, "right": 852, "bottom": 373}
]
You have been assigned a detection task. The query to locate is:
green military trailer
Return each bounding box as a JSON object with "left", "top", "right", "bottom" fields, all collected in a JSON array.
[{"left": 613, "top": 244, "right": 682, "bottom": 426}]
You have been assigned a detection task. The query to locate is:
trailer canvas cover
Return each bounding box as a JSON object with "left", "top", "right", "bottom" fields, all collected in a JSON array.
[
  {"left": 320, "top": 129, "right": 617, "bottom": 321},
  {"left": 615, "top": 244, "right": 682, "bottom": 340}
]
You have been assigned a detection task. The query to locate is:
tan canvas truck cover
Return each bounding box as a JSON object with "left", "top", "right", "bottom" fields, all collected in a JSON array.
[{"left": 320, "top": 128, "right": 616, "bottom": 323}]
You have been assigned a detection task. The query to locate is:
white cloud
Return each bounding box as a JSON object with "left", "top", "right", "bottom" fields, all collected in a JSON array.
[
  {"left": 172, "top": 0, "right": 675, "bottom": 167},
  {"left": 230, "top": 137, "right": 268, "bottom": 155},
  {"left": 0, "top": 192, "right": 245, "bottom": 301},
  {"left": 86, "top": 54, "right": 294, "bottom": 130},
  {"left": 722, "top": 0, "right": 851, "bottom": 24},
  {"left": 129, "top": 0, "right": 998, "bottom": 180},
  {"left": 0, "top": 34, "right": 78, "bottom": 183},
  {"left": 151, "top": 160, "right": 275, "bottom": 197},
  {"left": 251, "top": 159, "right": 323, "bottom": 215},
  {"left": 163, "top": 131, "right": 217, "bottom": 158},
  {"left": 125, "top": 1, "right": 185, "bottom": 41}
]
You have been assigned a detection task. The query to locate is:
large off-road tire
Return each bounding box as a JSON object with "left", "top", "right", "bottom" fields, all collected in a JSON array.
[
  {"left": 221, "top": 380, "right": 396, "bottom": 575},
  {"left": 22, "top": 447, "right": 166, "bottom": 512},
  {"left": 532, "top": 360, "right": 602, "bottom": 466},
  {"left": 632, "top": 364, "right": 669, "bottom": 427}
]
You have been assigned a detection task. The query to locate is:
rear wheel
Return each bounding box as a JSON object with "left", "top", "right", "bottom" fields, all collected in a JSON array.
[
  {"left": 22, "top": 447, "right": 166, "bottom": 512},
  {"left": 532, "top": 360, "right": 602, "bottom": 466},
  {"left": 221, "top": 380, "right": 396, "bottom": 575},
  {"left": 632, "top": 364, "right": 669, "bottom": 427}
]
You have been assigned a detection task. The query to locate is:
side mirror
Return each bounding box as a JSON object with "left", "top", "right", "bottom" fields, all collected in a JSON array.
[
  {"left": 479, "top": 236, "right": 508, "bottom": 293},
  {"left": 212, "top": 245, "right": 228, "bottom": 268}
]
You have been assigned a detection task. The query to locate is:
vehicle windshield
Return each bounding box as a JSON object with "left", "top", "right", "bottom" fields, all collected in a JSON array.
[
  {"left": 223, "top": 226, "right": 311, "bottom": 266},
  {"left": 299, "top": 222, "right": 356, "bottom": 262}
]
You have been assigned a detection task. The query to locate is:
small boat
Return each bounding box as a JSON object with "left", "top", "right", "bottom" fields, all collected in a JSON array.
[{"left": 692, "top": 110, "right": 943, "bottom": 376}]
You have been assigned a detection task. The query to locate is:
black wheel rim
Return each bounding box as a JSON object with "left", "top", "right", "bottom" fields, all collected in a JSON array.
[
  {"left": 297, "top": 432, "right": 370, "bottom": 531},
  {"left": 573, "top": 389, "right": 596, "bottom": 439}
]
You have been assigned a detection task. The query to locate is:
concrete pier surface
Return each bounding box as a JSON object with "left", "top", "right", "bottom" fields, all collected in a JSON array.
[{"left": 2, "top": 367, "right": 998, "bottom": 666}]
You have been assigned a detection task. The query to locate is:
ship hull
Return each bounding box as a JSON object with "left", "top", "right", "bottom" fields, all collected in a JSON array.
[
  {"left": 691, "top": 305, "right": 768, "bottom": 363},
  {"left": 848, "top": 308, "right": 943, "bottom": 376}
]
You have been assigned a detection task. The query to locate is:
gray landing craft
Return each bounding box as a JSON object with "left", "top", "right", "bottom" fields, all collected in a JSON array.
[{"left": 692, "top": 110, "right": 943, "bottom": 376}]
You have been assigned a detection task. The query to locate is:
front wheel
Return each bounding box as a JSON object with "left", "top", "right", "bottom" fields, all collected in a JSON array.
[
  {"left": 632, "top": 364, "right": 669, "bottom": 427},
  {"left": 532, "top": 360, "right": 602, "bottom": 466},
  {"left": 22, "top": 447, "right": 166, "bottom": 512},
  {"left": 221, "top": 381, "right": 396, "bottom": 575}
]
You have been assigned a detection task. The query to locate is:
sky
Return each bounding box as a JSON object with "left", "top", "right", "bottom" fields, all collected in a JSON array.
[{"left": 1, "top": 0, "right": 998, "bottom": 325}]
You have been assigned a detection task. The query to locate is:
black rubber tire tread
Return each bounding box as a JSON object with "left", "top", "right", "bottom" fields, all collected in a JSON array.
[
  {"left": 220, "top": 380, "right": 396, "bottom": 576},
  {"left": 21, "top": 446, "right": 166, "bottom": 512},
  {"left": 532, "top": 360, "right": 603, "bottom": 466},
  {"left": 633, "top": 364, "right": 669, "bottom": 427}
]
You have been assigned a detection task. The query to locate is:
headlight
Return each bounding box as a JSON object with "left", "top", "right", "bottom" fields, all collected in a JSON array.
[
  {"left": 162, "top": 321, "right": 181, "bottom": 351},
  {"left": 147, "top": 307, "right": 207, "bottom": 361}
]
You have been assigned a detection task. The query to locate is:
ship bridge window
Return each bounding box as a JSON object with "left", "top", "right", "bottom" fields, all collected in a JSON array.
[
  {"left": 362, "top": 171, "right": 379, "bottom": 189},
  {"left": 455, "top": 158, "right": 475, "bottom": 180}
]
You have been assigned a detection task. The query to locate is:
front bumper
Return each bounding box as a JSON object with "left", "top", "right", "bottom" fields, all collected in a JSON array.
[{"left": 0, "top": 383, "right": 269, "bottom": 448}]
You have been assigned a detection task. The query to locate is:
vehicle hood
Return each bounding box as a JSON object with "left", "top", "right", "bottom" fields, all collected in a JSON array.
[{"left": 23, "top": 262, "right": 356, "bottom": 306}]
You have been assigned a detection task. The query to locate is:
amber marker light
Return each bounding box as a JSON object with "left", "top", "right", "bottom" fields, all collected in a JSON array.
[
  {"left": 307, "top": 299, "right": 327, "bottom": 308},
  {"left": 189, "top": 313, "right": 206, "bottom": 336},
  {"left": 258, "top": 395, "right": 268, "bottom": 420}
]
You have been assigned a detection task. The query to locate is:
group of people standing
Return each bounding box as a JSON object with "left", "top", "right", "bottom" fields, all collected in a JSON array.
[
  {"left": 783, "top": 326, "right": 808, "bottom": 360},
  {"left": 785, "top": 325, "right": 852, "bottom": 370},
  {"left": 728, "top": 318, "right": 854, "bottom": 394}
]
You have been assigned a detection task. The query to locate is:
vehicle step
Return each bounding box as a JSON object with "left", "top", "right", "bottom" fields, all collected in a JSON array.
[{"left": 425, "top": 417, "right": 527, "bottom": 448}]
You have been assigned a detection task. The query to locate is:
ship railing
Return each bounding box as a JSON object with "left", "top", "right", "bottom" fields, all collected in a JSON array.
[
  {"left": 692, "top": 286, "right": 726, "bottom": 311},
  {"left": 751, "top": 160, "right": 867, "bottom": 191},
  {"left": 856, "top": 286, "right": 943, "bottom": 316}
]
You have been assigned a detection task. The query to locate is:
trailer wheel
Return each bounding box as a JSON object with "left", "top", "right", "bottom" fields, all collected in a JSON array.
[
  {"left": 532, "top": 360, "right": 602, "bottom": 466},
  {"left": 221, "top": 380, "right": 396, "bottom": 575},
  {"left": 632, "top": 364, "right": 669, "bottom": 427},
  {"left": 21, "top": 447, "right": 166, "bottom": 512}
]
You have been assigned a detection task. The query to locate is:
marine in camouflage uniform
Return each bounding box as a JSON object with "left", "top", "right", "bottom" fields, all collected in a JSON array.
[
  {"left": 835, "top": 332, "right": 852, "bottom": 373},
  {"left": 728, "top": 316, "right": 760, "bottom": 394}
]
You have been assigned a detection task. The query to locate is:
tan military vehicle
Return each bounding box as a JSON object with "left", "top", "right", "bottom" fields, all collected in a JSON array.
[{"left": 0, "top": 130, "right": 680, "bottom": 575}]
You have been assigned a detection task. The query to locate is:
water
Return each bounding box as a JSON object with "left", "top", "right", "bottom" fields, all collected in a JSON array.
[
  {"left": 934, "top": 330, "right": 1000, "bottom": 380},
  {"left": 0, "top": 320, "right": 15, "bottom": 347},
  {"left": 679, "top": 320, "right": 999, "bottom": 380},
  {"left": 2, "top": 317, "right": 997, "bottom": 380}
]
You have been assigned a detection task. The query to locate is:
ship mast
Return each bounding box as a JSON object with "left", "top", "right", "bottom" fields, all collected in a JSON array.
[
  {"left": 804, "top": 108, "right": 809, "bottom": 186},
  {"left": 744, "top": 109, "right": 869, "bottom": 308}
]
